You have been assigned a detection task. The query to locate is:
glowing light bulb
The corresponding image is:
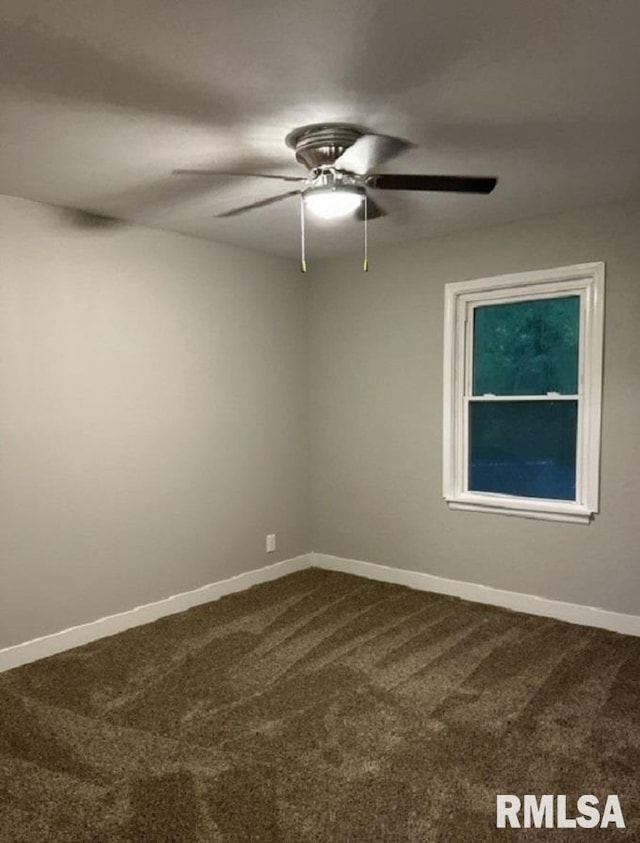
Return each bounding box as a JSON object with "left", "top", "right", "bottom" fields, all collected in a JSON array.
[{"left": 304, "top": 188, "right": 363, "bottom": 219}]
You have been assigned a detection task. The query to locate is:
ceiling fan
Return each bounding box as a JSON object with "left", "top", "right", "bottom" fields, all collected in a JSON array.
[{"left": 173, "top": 123, "right": 497, "bottom": 269}]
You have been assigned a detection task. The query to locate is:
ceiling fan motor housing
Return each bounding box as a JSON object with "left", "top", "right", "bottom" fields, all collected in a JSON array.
[{"left": 285, "top": 123, "right": 365, "bottom": 170}]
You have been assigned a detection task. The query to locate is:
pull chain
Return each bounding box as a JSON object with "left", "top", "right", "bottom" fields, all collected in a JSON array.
[
  {"left": 300, "top": 194, "right": 307, "bottom": 273},
  {"left": 363, "top": 193, "right": 369, "bottom": 272}
]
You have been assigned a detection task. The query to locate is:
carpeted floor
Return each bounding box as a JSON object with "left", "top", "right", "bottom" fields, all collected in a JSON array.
[{"left": 1, "top": 567, "right": 639, "bottom": 841}]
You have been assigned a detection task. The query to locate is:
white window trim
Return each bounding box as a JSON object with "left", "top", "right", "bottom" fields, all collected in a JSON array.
[{"left": 443, "top": 262, "right": 605, "bottom": 524}]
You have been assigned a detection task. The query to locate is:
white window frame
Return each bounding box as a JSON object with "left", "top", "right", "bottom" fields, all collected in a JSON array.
[{"left": 443, "top": 262, "right": 605, "bottom": 524}]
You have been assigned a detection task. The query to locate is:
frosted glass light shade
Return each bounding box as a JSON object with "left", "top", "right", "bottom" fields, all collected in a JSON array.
[{"left": 304, "top": 188, "right": 363, "bottom": 219}]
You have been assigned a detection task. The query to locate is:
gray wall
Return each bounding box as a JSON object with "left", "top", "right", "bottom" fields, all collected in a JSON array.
[
  {"left": 1, "top": 195, "right": 309, "bottom": 648},
  {"left": 4, "top": 194, "right": 639, "bottom": 651},
  {"left": 309, "top": 201, "right": 640, "bottom": 616}
]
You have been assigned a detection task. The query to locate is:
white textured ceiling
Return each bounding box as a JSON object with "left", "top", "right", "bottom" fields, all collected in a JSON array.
[{"left": 2, "top": 0, "right": 640, "bottom": 259}]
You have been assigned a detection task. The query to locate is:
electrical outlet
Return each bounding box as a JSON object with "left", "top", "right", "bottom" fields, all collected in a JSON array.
[{"left": 266, "top": 533, "right": 276, "bottom": 553}]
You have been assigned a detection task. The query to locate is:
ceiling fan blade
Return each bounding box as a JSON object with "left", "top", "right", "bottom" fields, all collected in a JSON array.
[
  {"left": 173, "top": 169, "right": 305, "bottom": 183},
  {"left": 334, "top": 134, "right": 414, "bottom": 174},
  {"left": 216, "top": 190, "right": 301, "bottom": 218},
  {"left": 366, "top": 174, "right": 498, "bottom": 193},
  {"left": 355, "top": 194, "right": 387, "bottom": 221}
]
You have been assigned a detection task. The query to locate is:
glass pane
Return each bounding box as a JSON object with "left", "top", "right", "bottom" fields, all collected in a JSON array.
[
  {"left": 473, "top": 296, "right": 580, "bottom": 396},
  {"left": 469, "top": 400, "right": 578, "bottom": 500}
]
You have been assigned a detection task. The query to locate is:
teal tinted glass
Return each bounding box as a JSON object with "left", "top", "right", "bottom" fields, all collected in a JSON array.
[
  {"left": 469, "top": 400, "right": 578, "bottom": 500},
  {"left": 473, "top": 296, "right": 580, "bottom": 396}
]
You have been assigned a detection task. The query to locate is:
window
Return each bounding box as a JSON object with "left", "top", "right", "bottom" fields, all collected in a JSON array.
[{"left": 443, "top": 263, "right": 605, "bottom": 523}]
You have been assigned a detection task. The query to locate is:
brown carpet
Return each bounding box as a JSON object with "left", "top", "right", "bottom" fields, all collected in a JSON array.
[{"left": 1, "top": 567, "right": 639, "bottom": 842}]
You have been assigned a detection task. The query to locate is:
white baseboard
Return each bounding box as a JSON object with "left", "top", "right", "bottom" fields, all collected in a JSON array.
[
  {"left": 4, "top": 550, "right": 638, "bottom": 674},
  {"left": 0, "top": 554, "right": 312, "bottom": 674},
  {"left": 311, "top": 553, "right": 640, "bottom": 638}
]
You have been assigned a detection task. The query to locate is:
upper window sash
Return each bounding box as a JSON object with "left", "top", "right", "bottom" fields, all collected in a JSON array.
[
  {"left": 443, "top": 262, "right": 605, "bottom": 524},
  {"left": 465, "top": 291, "right": 582, "bottom": 398}
]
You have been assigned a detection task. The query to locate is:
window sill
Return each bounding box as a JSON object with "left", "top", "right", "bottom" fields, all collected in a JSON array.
[{"left": 445, "top": 495, "right": 593, "bottom": 524}]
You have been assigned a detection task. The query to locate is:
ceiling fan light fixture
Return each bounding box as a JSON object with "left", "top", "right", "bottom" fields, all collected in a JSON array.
[
  {"left": 304, "top": 187, "right": 363, "bottom": 219},
  {"left": 173, "top": 124, "right": 497, "bottom": 271}
]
